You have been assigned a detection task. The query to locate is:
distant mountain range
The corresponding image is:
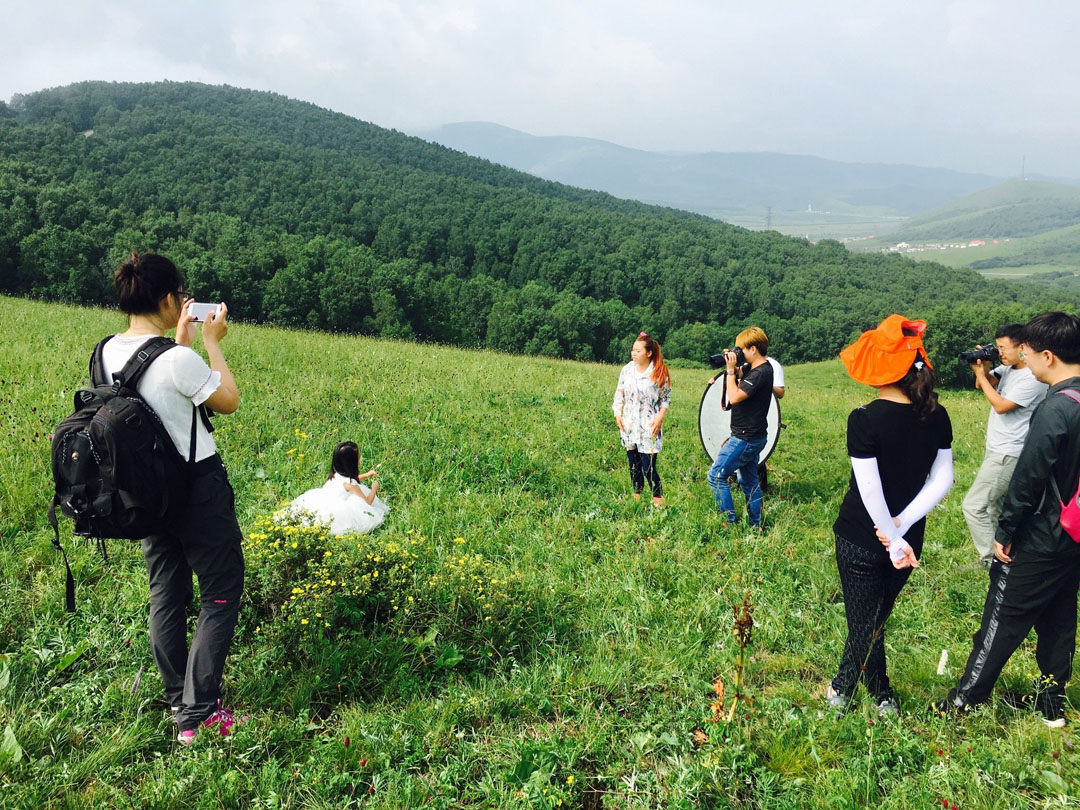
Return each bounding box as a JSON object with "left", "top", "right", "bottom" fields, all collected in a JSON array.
[{"left": 416, "top": 122, "right": 1006, "bottom": 220}]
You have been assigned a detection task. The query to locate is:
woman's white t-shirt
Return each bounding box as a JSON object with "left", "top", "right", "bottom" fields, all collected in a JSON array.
[{"left": 99, "top": 335, "right": 222, "bottom": 461}]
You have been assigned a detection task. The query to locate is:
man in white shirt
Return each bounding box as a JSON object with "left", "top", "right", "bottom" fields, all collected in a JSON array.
[
  {"left": 962, "top": 323, "right": 1048, "bottom": 567},
  {"left": 767, "top": 356, "right": 785, "bottom": 400},
  {"left": 756, "top": 355, "right": 785, "bottom": 494}
]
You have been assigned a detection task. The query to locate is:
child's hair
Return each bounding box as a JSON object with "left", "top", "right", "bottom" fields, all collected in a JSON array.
[
  {"left": 113, "top": 250, "right": 185, "bottom": 315},
  {"left": 636, "top": 332, "right": 671, "bottom": 389},
  {"left": 896, "top": 326, "right": 938, "bottom": 422},
  {"left": 328, "top": 441, "right": 361, "bottom": 481}
]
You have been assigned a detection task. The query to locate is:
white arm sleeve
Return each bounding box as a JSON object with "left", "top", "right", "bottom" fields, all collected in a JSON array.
[
  {"left": 850, "top": 457, "right": 899, "bottom": 541},
  {"left": 896, "top": 448, "right": 954, "bottom": 536},
  {"left": 851, "top": 457, "right": 915, "bottom": 563}
]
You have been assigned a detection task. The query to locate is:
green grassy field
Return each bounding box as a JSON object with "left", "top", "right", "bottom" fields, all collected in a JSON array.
[{"left": 2, "top": 295, "right": 1078, "bottom": 808}]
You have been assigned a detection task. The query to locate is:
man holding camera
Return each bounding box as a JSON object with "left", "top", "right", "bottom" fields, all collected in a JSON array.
[
  {"left": 707, "top": 327, "right": 774, "bottom": 530},
  {"left": 962, "top": 324, "right": 1048, "bottom": 567},
  {"left": 941, "top": 312, "right": 1080, "bottom": 726}
]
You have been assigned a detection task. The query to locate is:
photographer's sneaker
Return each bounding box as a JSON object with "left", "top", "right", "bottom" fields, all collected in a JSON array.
[
  {"left": 826, "top": 684, "right": 849, "bottom": 712},
  {"left": 876, "top": 697, "right": 900, "bottom": 717},
  {"left": 652, "top": 496, "right": 666, "bottom": 508}
]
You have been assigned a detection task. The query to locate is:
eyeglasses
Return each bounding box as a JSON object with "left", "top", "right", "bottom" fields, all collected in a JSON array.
[{"left": 177, "top": 289, "right": 193, "bottom": 303}]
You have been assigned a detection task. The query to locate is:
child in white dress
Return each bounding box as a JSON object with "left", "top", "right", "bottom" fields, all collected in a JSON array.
[{"left": 288, "top": 441, "right": 389, "bottom": 535}]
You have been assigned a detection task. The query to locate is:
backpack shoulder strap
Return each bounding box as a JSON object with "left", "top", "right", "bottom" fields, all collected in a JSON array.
[
  {"left": 1049, "top": 389, "right": 1080, "bottom": 504},
  {"left": 1057, "top": 389, "right": 1080, "bottom": 406},
  {"left": 89, "top": 336, "right": 113, "bottom": 388},
  {"left": 112, "top": 336, "right": 177, "bottom": 390}
]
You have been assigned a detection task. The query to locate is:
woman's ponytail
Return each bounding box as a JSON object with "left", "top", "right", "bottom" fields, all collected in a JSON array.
[
  {"left": 113, "top": 251, "right": 183, "bottom": 315},
  {"left": 896, "top": 357, "right": 938, "bottom": 422},
  {"left": 638, "top": 333, "right": 671, "bottom": 389}
]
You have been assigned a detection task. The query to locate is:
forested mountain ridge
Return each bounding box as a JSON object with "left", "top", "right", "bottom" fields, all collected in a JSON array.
[
  {"left": 0, "top": 81, "right": 1072, "bottom": 373},
  {"left": 875, "top": 179, "right": 1080, "bottom": 244},
  {"left": 418, "top": 121, "right": 1003, "bottom": 218}
]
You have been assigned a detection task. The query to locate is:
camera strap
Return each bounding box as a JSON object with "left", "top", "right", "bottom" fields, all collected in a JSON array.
[{"left": 719, "top": 370, "right": 736, "bottom": 411}]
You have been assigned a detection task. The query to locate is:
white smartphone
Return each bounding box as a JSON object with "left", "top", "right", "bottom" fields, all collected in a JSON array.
[{"left": 189, "top": 302, "right": 222, "bottom": 322}]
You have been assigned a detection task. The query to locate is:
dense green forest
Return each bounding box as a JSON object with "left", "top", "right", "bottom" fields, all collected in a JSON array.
[{"left": 0, "top": 81, "right": 1074, "bottom": 378}]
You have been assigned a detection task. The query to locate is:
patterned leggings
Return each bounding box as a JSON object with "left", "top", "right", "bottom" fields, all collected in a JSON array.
[
  {"left": 627, "top": 449, "right": 662, "bottom": 498},
  {"left": 831, "top": 534, "right": 913, "bottom": 701}
]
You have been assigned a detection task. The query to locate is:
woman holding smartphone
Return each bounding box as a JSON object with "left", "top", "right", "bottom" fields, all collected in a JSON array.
[{"left": 101, "top": 251, "right": 244, "bottom": 745}]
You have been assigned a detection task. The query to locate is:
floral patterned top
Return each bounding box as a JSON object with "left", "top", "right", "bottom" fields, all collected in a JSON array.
[{"left": 612, "top": 361, "right": 672, "bottom": 453}]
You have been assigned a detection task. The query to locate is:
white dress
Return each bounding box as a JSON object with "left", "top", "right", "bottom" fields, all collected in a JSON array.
[{"left": 287, "top": 473, "right": 389, "bottom": 535}]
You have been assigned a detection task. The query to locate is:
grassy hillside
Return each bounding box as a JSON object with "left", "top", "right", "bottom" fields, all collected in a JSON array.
[
  {"left": 873, "top": 179, "right": 1080, "bottom": 244},
  {"left": 3, "top": 296, "right": 1078, "bottom": 808}
]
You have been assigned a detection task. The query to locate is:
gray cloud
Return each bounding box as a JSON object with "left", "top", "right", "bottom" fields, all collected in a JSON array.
[{"left": 3, "top": 0, "right": 1078, "bottom": 176}]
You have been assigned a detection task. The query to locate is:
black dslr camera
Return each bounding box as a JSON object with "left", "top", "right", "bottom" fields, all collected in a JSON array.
[
  {"left": 709, "top": 347, "right": 749, "bottom": 373},
  {"left": 958, "top": 346, "right": 1000, "bottom": 364}
]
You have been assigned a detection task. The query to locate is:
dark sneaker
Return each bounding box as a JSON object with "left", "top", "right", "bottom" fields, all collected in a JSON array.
[
  {"left": 932, "top": 697, "right": 976, "bottom": 718},
  {"left": 1002, "top": 690, "right": 1066, "bottom": 728}
]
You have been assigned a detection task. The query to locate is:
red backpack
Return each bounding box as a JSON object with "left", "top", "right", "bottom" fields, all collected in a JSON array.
[{"left": 1050, "top": 389, "right": 1080, "bottom": 542}]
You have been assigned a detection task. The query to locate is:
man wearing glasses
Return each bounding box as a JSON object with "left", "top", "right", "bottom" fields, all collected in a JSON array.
[{"left": 962, "top": 324, "right": 1047, "bottom": 567}]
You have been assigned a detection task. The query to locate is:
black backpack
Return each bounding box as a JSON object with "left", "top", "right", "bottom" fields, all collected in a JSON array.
[{"left": 48, "top": 336, "right": 209, "bottom": 611}]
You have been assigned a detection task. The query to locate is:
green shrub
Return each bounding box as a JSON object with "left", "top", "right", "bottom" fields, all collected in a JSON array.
[{"left": 243, "top": 514, "right": 556, "bottom": 672}]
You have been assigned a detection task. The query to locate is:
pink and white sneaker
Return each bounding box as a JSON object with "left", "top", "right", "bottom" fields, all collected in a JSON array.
[{"left": 176, "top": 701, "right": 248, "bottom": 745}]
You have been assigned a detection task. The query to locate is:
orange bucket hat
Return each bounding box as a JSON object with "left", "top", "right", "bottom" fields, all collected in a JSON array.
[{"left": 840, "top": 314, "right": 932, "bottom": 386}]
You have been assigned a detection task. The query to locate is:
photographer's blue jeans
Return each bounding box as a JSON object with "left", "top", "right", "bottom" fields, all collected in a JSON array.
[{"left": 708, "top": 436, "right": 767, "bottom": 526}]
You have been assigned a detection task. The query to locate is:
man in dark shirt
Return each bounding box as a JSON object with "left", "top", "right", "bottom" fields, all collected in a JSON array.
[
  {"left": 707, "top": 326, "right": 774, "bottom": 530},
  {"left": 939, "top": 311, "right": 1080, "bottom": 727}
]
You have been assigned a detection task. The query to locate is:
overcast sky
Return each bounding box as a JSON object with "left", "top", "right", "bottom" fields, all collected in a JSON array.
[{"left": 3, "top": 0, "right": 1078, "bottom": 177}]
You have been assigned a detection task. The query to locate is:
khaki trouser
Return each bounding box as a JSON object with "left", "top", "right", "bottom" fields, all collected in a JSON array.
[{"left": 962, "top": 451, "right": 1019, "bottom": 564}]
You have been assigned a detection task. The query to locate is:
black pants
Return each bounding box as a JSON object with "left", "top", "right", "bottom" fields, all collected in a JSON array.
[
  {"left": 948, "top": 549, "right": 1080, "bottom": 707},
  {"left": 142, "top": 456, "right": 245, "bottom": 731},
  {"left": 832, "top": 534, "right": 913, "bottom": 701},
  {"left": 627, "top": 448, "right": 662, "bottom": 498}
]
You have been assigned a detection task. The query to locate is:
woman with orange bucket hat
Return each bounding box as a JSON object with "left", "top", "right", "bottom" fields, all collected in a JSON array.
[{"left": 827, "top": 315, "right": 954, "bottom": 715}]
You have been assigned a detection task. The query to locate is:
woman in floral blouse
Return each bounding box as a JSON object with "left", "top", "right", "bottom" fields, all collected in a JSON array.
[{"left": 613, "top": 332, "right": 672, "bottom": 506}]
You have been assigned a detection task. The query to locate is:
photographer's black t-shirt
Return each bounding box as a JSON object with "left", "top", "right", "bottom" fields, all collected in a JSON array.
[
  {"left": 730, "top": 362, "right": 774, "bottom": 440},
  {"left": 832, "top": 399, "right": 952, "bottom": 557}
]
